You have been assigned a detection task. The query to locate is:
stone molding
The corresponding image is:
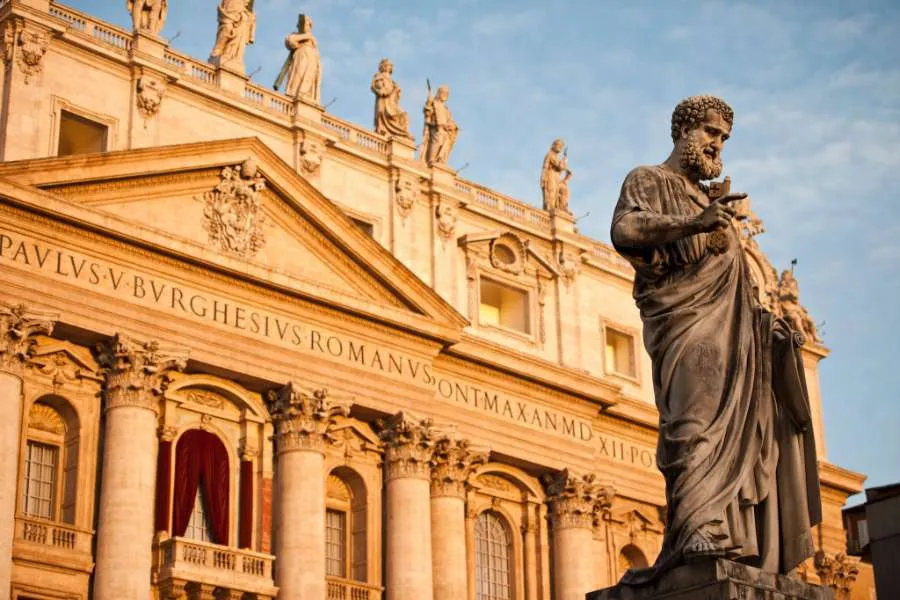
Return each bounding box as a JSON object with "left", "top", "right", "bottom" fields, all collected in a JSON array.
[
  {"left": 97, "top": 334, "right": 188, "bottom": 415},
  {"left": 0, "top": 303, "right": 56, "bottom": 376},
  {"left": 377, "top": 411, "right": 438, "bottom": 481},
  {"left": 430, "top": 436, "right": 489, "bottom": 498},
  {"left": 543, "top": 469, "right": 615, "bottom": 531},
  {"left": 268, "top": 383, "right": 351, "bottom": 454}
]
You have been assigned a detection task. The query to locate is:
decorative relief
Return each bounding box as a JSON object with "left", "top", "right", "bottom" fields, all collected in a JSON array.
[
  {"left": 557, "top": 250, "right": 581, "bottom": 285},
  {"left": 814, "top": 551, "right": 859, "bottom": 600},
  {"left": 28, "top": 403, "right": 65, "bottom": 435},
  {"left": 3, "top": 21, "right": 49, "bottom": 84},
  {"left": 465, "top": 256, "right": 478, "bottom": 322},
  {"left": 298, "top": 136, "right": 324, "bottom": 178},
  {"left": 327, "top": 474, "right": 351, "bottom": 502},
  {"left": 435, "top": 200, "right": 457, "bottom": 242},
  {"left": 136, "top": 75, "right": 166, "bottom": 120},
  {"left": 394, "top": 174, "right": 416, "bottom": 218},
  {"left": 158, "top": 425, "right": 178, "bottom": 441},
  {"left": 489, "top": 233, "right": 526, "bottom": 275},
  {"left": 477, "top": 473, "right": 518, "bottom": 494},
  {"left": 377, "top": 411, "right": 438, "bottom": 481},
  {"left": 238, "top": 436, "right": 258, "bottom": 460},
  {"left": 543, "top": 469, "right": 615, "bottom": 531},
  {"left": 537, "top": 278, "right": 547, "bottom": 345},
  {"left": 0, "top": 303, "right": 55, "bottom": 375},
  {"left": 430, "top": 437, "right": 489, "bottom": 498},
  {"left": 202, "top": 159, "right": 267, "bottom": 258},
  {"left": 27, "top": 349, "right": 102, "bottom": 391},
  {"left": 184, "top": 388, "right": 226, "bottom": 409},
  {"left": 268, "top": 383, "right": 351, "bottom": 454},
  {"left": 97, "top": 334, "right": 188, "bottom": 415}
]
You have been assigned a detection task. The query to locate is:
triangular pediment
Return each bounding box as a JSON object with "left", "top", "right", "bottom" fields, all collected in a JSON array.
[{"left": 0, "top": 138, "right": 467, "bottom": 343}]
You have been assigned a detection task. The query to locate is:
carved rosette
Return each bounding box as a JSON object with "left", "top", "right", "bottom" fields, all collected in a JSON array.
[
  {"left": 3, "top": 21, "right": 49, "bottom": 84},
  {"left": 430, "top": 436, "right": 489, "bottom": 498},
  {"left": 136, "top": 75, "right": 166, "bottom": 120},
  {"left": 269, "top": 383, "right": 350, "bottom": 454},
  {"left": 543, "top": 469, "right": 615, "bottom": 531},
  {"left": 97, "top": 334, "right": 188, "bottom": 415},
  {"left": 814, "top": 551, "right": 859, "bottom": 600},
  {"left": 202, "top": 159, "right": 267, "bottom": 258},
  {"left": 0, "top": 303, "right": 56, "bottom": 376},
  {"left": 377, "top": 411, "right": 437, "bottom": 481}
]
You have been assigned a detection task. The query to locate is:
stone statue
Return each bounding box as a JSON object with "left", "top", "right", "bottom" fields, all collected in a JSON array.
[
  {"left": 127, "top": 0, "right": 167, "bottom": 34},
  {"left": 540, "top": 138, "right": 572, "bottom": 213},
  {"left": 371, "top": 59, "right": 411, "bottom": 138},
  {"left": 209, "top": 0, "right": 255, "bottom": 72},
  {"left": 778, "top": 269, "right": 819, "bottom": 343},
  {"left": 610, "top": 95, "right": 821, "bottom": 585},
  {"left": 274, "top": 14, "right": 321, "bottom": 103},
  {"left": 421, "top": 84, "right": 458, "bottom": 166}
]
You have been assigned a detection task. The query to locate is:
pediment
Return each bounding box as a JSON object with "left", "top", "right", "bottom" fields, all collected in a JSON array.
[{"left": 0, "top": 138, "right": 467, "bottom": 343}]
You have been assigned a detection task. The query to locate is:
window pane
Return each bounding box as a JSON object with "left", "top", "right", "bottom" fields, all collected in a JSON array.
[
  {"left": 57, "top": 110, "right": 108, "bottom": 156},
  {"left": 326, "top": 509, "right": 346, "bottom": 577},
  {"left": 23, "top": 441, "right": 58, "bottom": 519},
  {"left": 475, "top": 511, "right": 512, "bottom": 600},
  {"left": 479, "top": 278, "right": 530, "bottom": 334},
  {"left": 184, "top": 485, "right": 213, "bottom": 543},
  {"left": 605, "top": 328, "right": 636, "bottom": 378}
]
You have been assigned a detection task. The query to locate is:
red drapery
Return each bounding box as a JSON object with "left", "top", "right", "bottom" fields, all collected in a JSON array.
[
  {"left": 154, "top": 440, "right": 173, "bottom": 532},
  {"left": 173, "top": 429, "right": 230, "bottom": 545},
  {"left": 239, "top": 460, "right": 253, "bottom": 548}
]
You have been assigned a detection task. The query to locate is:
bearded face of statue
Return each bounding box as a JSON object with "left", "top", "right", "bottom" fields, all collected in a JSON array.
[{"left": 678, "top": 109, "right": 729, "bottom": 181}]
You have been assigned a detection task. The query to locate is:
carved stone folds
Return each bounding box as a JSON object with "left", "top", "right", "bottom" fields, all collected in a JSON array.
[
  {"left": 543, "top": 469, "right": 615, "bottom": 531},
  {"left": 97, "top": 334, "right": 188, "bottom": 414},
  {"left": 0, "top": 303, "right": 56, "bottom": 376},
  {"left": 269, "top": 383, "right": 350, "bottom": 454},
  {"left": 430, "top": 436, "right": 489, "bottom": 498},
  {"left": 378, "top": 411, "right": 437, "bottom": 481}
]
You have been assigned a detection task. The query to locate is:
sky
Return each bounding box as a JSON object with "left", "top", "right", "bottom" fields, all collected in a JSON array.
[{"left": 70, "top": 0, "right": 899, "bottom": 504}]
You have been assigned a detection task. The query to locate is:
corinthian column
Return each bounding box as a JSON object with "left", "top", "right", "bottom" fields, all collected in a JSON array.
[
  {"left": 270, "top": 383, "right": 350, "bottom": 600},
  {"left": 0, "top": 303, "right": 55, "bottom": 596},
  {"left": 378, "top": 412, "right": 438, "bottom": 600},
  {"left": 544, "top": 470, "right": 614, "bottom": 600},
  {"left": 93, "top": 334, "right": 187, "bottom": 600},
  {"left": 430, "top": 436, "right": 488, "bottom": 600}
]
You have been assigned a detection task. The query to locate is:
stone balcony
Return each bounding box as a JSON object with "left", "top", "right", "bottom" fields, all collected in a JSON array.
[
  {"left": 326, "top": 576, "right": 383, "bottom": 600},
  {"left": 155, "top": 536, "right": 278, "bottom": 600},
  {"left": 12, "top": 514, "right": 94, "bottom": 574}
]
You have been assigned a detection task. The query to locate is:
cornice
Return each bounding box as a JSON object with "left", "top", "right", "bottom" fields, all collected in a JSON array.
[{"left": 819, "top": 461, "right": 866, "bottom": 496}]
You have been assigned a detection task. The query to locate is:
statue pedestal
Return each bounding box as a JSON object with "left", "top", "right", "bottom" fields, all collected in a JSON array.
[
  {"left": 131, "top": 31, "right": 167, "bottom": 60},
  {"left": 586, "top": 559, "right": 832, "bottom": 600},
  {"left": 213, "top": 64, "right": 249, "bottom": 96},
  {"left": 388, "top": 135, "right": 417, "bottom": 161}
]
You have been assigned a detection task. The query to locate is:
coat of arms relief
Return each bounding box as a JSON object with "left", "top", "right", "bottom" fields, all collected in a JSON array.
[{"left": 202, "top": 159, "right": 267, "bottom": 258}]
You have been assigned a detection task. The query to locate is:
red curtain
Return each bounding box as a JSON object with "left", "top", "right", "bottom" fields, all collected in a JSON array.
[
  {"left": 173, "top": 429, "right": 230, "bottom": 545},
  {"left": 154, "top": 440, "right": 172, "bottom": 532},
  {"left": 239, "top": 460, "right": 253, "bottom": 549}
]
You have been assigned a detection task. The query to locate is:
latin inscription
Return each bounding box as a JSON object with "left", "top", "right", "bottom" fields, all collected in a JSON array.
[{"left": 596, "top": 433, "right": 657, "bottom": 470}]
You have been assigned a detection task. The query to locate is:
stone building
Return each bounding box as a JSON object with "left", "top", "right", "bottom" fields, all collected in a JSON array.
[{"left": 0, "top": 1, "right": 874, "bottom": 599}]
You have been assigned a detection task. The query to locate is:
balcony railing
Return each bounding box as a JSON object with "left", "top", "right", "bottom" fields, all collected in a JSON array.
[
  {"left": 49, "top": 2, "right": 132, "bottom": 54},
  {"left": 455, "top": 177, "right": 552, "bottom": 230},
  {"left": 13, "top": 515, "right": 94, "bottom": 572},
  {"left": 156, "top": 536, "right": 277, "bottom": 598},
  {"left": 326, "top": 576, "right": 383, "bottom": 600}
]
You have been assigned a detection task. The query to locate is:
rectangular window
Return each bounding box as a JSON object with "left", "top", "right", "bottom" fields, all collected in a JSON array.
[
  {"left": 22, "top": 441, "right": 58, "bottom": 519},
  {"left": 858, "top": 519, "right": 869, "bottom": 548},
  {"left": 351, "top": 217, "right": 374, "bottom": 237},
  {"left": 605, "top": 327, "right": 637, "bottom": 379},
  {"left": 325, "top": 509, "right": 346, "bottom": 577},
  {"left": 57, "top": 110, "right": 108, "bottom": 156},
  {"left": 479, "top": 278, "right": 530, "bottom": 334}
]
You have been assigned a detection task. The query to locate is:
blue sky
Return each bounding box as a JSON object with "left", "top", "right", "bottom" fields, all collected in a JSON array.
[{"left": 71, "top": 0, "right": 899, "bottom": 503}]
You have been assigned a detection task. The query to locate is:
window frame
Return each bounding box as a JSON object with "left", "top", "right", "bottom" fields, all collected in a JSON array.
[
  {"left": 474, "top": 509, "right": 514, "bottom": 600},
  {"left": 49, "top": 96, "right": 118, "bottom": 157},
  {"left": 477, "top": 274, "right": 535, "bottom": 340},
  {"left": 21, "top": 439, "right": 62, "bottom": 521},
  {"left": 325, "top": 506, "right": 349, "bottom": 579},
  {"left": 600, "top": 319, "right": 641, "bottom": 383}
]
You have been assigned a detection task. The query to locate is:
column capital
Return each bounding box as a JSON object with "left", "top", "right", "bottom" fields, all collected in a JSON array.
[
  {"left": 377, "top": 411, "right": 438, "bottom": 481},
  {"left": 97, "top": 334, "right": 188, "bottom": 415},
  {"left": 430, "top": 436, "right": 489, "bottom": 498},
  {"left": 0, "top": 303, "right": 55, "bottom": 376},
  {"left": 268, "top": 382, "right": 350, "bottom": 454},
  {"left": 543, "top": 469, "right": 615, "bottom": 531},
  {"left": 814, "top": 550, "right": 860, "bottom": 600}
]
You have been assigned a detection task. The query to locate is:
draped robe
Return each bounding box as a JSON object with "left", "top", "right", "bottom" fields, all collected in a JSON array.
[{"left": 611, "top": 165, "right": 821, "bottom": 585}]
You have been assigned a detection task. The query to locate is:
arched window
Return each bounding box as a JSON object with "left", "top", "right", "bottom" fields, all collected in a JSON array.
[
  {"left": 21, "top": 399, "right": 79, "bottom": 523},
  {"left": 172, "top": 429, "right": 230, "bottom": 545},
  {"left": 475, "top": 511, "right": 512, "bottom": 600}
]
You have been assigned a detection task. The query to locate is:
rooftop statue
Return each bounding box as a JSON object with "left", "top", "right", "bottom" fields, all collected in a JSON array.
[
  {"left": 209, "top": 0, "right": 255, "bottom": 73},
  {"left": 610, "top": 95, "right": 821, "bottom": 585},
  {"left": 371, "top": 59, "right": 411, "bottom": 139},
  {"left": 540, "top": 138, "right": 572, "bottom": 214},
  {"left": 127, "top": 0, "right": 167, "bottom": 35},
  {"left": 421, "top": 83, "right": 458, "bottom": 166},
  {"left": 274, "top": 14, "right": 321, "bottom": 104}
]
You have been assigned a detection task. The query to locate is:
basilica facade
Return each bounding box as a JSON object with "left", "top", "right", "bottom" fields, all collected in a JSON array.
[{"left": 0, "top": 1, "right": 872, "bottom": 600}]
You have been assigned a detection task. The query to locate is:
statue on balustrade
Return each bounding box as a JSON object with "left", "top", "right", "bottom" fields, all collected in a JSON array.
[
  {"left": 274, "top": 14, "right": 321, "bottom": 104},
  {"left": 421, "top": 83, "right": 458, "bottom": 166},
  {"left": 209, "top": 0, "right": 255, "bottom": 73},
  {"left": 610, "top": 95, "right": 821, "bottom": 586},
  {"left": 371, "top": 58, "right": 411, "bottom": 139},
  {"left": 127, "top": 0, "right": 167, "bottom": 34},
  {"left": 540, "top": 138, "right": 572, "bottom": 214}
]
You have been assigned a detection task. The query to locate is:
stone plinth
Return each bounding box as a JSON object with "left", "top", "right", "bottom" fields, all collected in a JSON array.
[{"left": 586, "top": 559, "right": 833, "bottom": 600}]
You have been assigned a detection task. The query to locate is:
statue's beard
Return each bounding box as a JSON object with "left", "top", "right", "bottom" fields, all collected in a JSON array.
[{"left": 681, "top": 136, "right": 723, "bottom": 180}]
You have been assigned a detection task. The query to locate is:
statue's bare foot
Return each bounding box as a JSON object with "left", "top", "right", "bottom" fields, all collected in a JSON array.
[{"left": 684, "top": 529, "right": 726, "bottom": 561}]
